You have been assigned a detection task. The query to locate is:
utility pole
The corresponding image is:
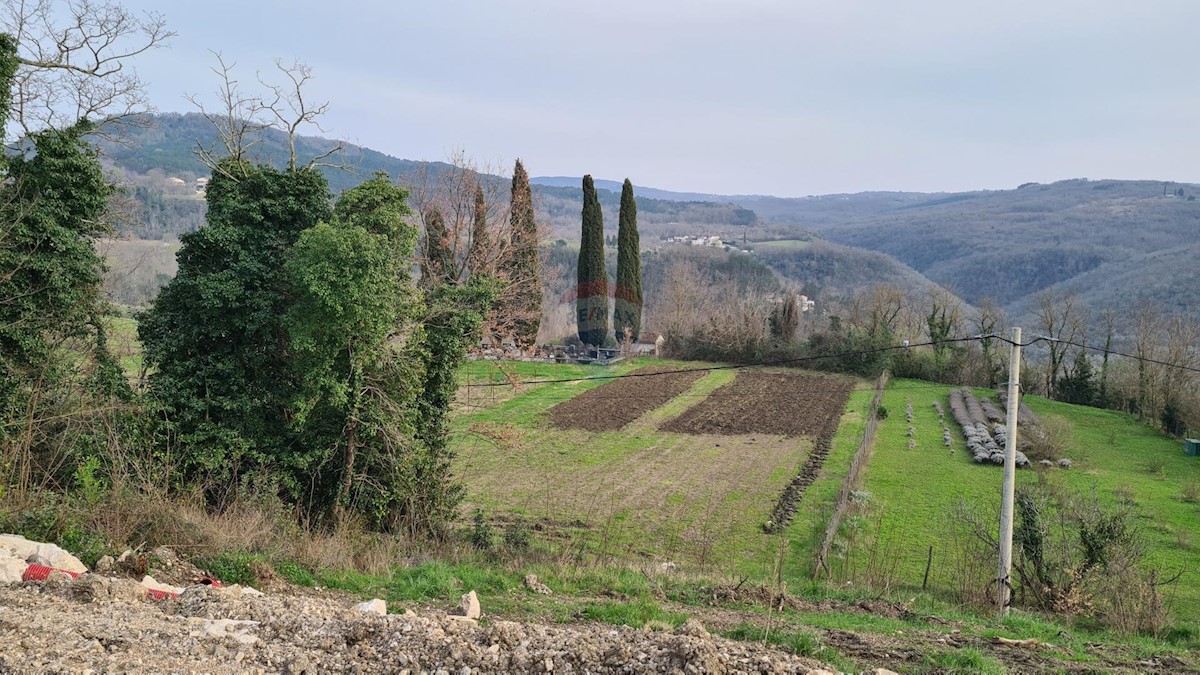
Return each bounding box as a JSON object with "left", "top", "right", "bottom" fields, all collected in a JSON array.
[{"left": 996, "top": 326, "right": 1022, "bottom": 616}]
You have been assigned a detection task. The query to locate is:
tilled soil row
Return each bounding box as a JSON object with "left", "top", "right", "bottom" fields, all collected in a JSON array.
[
  {"left": 660, "top": 373, "right": 853, "bottom": 437},
  {"left": 547, "top": 366, "right": 707, "bottom": 432},
  {"left": 762, "top": 405, "right": 846, "bottom": 534}
]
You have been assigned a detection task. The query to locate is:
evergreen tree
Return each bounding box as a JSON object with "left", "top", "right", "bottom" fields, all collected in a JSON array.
[
  {"left": 421, "top": 206, "right": 453, "bottom": 286},
  {"left": 614, "top": 178, "right": 643, "bottom": 342},
  {"left": 139, "top": 161, "right": 333, "bottom": 499},
  {"left": 466, "top": 184, "right": 489, "bottom": 277},
  {"left": 507, "top": 159, "right": 541, "bottom": 349},
  {"left": 577, "top": 175, "right": 609, "bottom": 347},
  {"left": 770, "top": 292, "right": 800, "bottom": 342},
  {"left": 1057, "top": 349, "right": 1098, "bottom": 407}
]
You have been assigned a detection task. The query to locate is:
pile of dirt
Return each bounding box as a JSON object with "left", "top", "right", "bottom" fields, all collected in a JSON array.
[
  {"left": 0, "top": 581, "right": 835, "bottom": 673},
  {"left": 547, "top": 366, "right": 707, "bottom": 432},
  {"left": 661, "top": 372, "right": 853, "bottom": 437}
]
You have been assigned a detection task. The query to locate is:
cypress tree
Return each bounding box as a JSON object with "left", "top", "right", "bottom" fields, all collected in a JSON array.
[
  {"left": 508, "top": 159, "right": 541, "bottom": 349},
  {"left": 577, "top": 174, "right": 609, "bottom": 347},
  {"left": 422, "top": 206, "right": 454, "bottom": 286},
  {"left": 614, "top": 178, "right": 642, "bottom": 343},
  {"left": 467, "top": 184, "right": 489, "bottom": 277}
]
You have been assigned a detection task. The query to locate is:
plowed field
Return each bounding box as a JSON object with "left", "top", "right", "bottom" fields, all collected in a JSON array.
[
  {"left": 660, "top": 371, "right": 854, "bottom": 437},
  {"left": 546, "top": 366, "right": 707, "bottom": 432}
]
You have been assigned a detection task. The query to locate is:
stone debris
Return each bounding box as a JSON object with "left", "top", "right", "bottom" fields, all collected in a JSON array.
[
  {"left": 0, "top": 582, "right": 830, "bottom": 673},
  {"left": 356, "top": 598, "right": 387, "bottom": 615},
  {"left": 457, "top": 590, "right": 481, "bottom": 620},
  {"left": 523, "top": 574, "right": 552, "bottom": 595}
]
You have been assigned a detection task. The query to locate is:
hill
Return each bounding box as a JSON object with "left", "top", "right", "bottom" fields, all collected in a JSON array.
[
  {"left": 95, "top": 113, "right": 758, "bottom": 241},
  {"left": 532, "top": 176, "right": 1200, "bottom": 325}
]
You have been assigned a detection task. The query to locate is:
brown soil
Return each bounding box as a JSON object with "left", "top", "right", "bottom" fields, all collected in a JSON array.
[
  {"left": 660, "top": 371, "right": 854, "bottom": 437},
  {"left": 546, "top": 366, "right": 707, "bottom": 432}
]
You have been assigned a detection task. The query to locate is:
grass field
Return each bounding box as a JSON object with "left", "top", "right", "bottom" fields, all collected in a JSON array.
[
  {"left": 450, "top": 360, "right": 855, "bottom": 576},
  {"left": 844, "top": 379, "right": 1200, "bottom": 623}
]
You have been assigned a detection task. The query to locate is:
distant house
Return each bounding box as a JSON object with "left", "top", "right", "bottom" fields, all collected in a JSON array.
[
  {"left": 195, "top": 177, "right": 209, "bottom": 193},
  {"left": 166, "top": 177, "right": 186, "bottom": 186}
]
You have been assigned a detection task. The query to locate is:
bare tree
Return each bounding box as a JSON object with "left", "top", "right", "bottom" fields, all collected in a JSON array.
[
  {"left": 849, "top": 284, "right": 907, "bottom": 339},
  {"left": 1032, "top": 290, "right": 1087, "bottom": 397},
  {"left": 2, "top": 0, "right": 173, "bottom": 139},
  {"left": 188, "top": 53, "right": 341, "bottom": 176},
  {"left": 972, "top": 296, "right": 1006, "bottom": 387}
]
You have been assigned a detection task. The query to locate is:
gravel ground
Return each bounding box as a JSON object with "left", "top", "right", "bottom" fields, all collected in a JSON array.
[{"left": 0, "top": 578, "right": 833, "bottom": 674}]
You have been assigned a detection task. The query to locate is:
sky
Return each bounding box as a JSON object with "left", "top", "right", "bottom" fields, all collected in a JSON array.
[{"left": 115, "top": 0, "right": 1200, "bottom": 197}]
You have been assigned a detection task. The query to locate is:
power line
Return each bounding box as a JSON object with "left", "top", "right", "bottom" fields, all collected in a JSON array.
[{"left": 1052, "top": 338, "right": 1200, "bottom": 375}]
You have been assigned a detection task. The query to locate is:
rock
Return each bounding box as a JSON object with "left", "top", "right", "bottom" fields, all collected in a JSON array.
[
  {"left": 140, "top": 575, "right": 183, "bottom": 596},
  {"left": 871, "top": 669, "right": 901, "bottom": 675},
  {"left": 523, "top": 574, "right": 552, "bottom": 595},
  {"left": 457, "top": 590, "right": 481, "bottom": 620},
  {"left": 94, "top": 555, "right": 115, "bottom": 574},
  {"left": 0, "top": 534, "right": 39, "bottom": 560},
  {"left": 674, "top": 618, "right": 709, "bottom": 639},
  {"left": 45, "top": 569, "right": 74, "bottom": 585},
  {"left": 70, "top": 574, "right": 145, "bottom": 603},
  {"left": 0, "top": 555, "right": 28, "bottom": 584},
  {"left": 356, "top": 599, "right": 387, "bottom": 615},
  {"left": 194, "top": 618, "right": 260, "bottom": 645},
  {"left": 32, "top": 543, "right": 87, "bottom": 574}
]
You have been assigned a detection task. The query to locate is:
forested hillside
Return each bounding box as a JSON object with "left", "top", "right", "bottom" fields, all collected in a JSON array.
[
  {"left": 575, "top": 176, "right": 1200, "bottom": 324},
  {"left": 98, "top": 113, "right": 758, "bottom": 241}
]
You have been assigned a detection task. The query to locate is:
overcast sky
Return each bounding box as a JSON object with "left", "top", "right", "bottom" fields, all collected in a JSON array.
[{"left": 120, "top": 0, "right": 1200, "bottom": 196}]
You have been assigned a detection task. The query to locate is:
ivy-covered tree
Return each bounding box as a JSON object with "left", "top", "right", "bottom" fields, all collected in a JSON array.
[
  {"left": 506, "top": 159, "right": 541, "bottom": 349},
  {"left": 285, "top": 175, "right": 424, "bottom": 524},
  {"left": 577, "top": 174, "right": 609, "bottom": 347},
  {"left": 614, "top": 178, "right": 643, "bottom": 343},
  {"left": 0, "top": 33, "right": 130, "bottom": 489},
  {"left": 138, "top": 161, "right": 333, "bottom": 500}
]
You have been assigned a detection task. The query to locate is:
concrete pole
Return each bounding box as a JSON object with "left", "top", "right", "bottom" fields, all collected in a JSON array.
[{"left": 997, "top": 326, "right": 1022, "bottom": 616}]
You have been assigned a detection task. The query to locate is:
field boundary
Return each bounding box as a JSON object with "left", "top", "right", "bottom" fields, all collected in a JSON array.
[{"left": 812, "top": 372, "right": 889, "bottom": 578}]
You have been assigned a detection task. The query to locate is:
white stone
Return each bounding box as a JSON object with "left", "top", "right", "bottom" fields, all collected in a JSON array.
[
  {"left": 32, "top": 543, "right": 87, "bottom": 574},
  {"left": 0, "top": 554, "right": 28, "bottom": 583},
  {"left": 355, "top": 598, "right": 386, "bottom": 615},
  {"left": 194, "top": 618, "right": 260, "bottom": 645},
  {"left": 458, "top": 590, "right": 481, "bottom": 620},
  {"left": 140, "top": 575, "right": 183, "bottom": 595},
  {"left": 0, "top": 534, "right": 39, "bottom": 561}
]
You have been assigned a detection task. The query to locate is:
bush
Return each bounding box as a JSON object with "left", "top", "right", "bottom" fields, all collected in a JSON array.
[
  {"left": 875, "top": 405, "right": 889, "bottom": 420},
  {"left": 1182, "top": 482, "right": 1200, "bottom": 504},
  {"left": 502, "top": 518, "right": 530, "bottom": 552},
  {"left": 1026, "top": 414, "right": 1074, "bottom": 461},
  {"left": 470, "top": 509, "right": 493, "bottom": 551}
]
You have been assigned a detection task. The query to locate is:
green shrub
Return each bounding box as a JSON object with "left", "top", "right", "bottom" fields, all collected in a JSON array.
[
  {"left": 503, "top": 518, "right": 531, "bottom": 552},
  {"left": 470, "top": 509, "right": 493, "bottom": 551}
]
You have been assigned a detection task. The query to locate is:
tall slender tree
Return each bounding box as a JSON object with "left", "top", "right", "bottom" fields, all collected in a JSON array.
[
  {"left": 466, "top": 184, "right": 489, "bottom": 277},
  {"left": 614, "top": 178, "right": 643, "bottom": 343},
  {"left": 507, "top": 159, "right": 541, "bottom": 349},
  {"left": 421, "top": 206, "right": 453, "bottom": 287},
  {"left": 577, "top": 175, "right": 609, "bottom": 347}
]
